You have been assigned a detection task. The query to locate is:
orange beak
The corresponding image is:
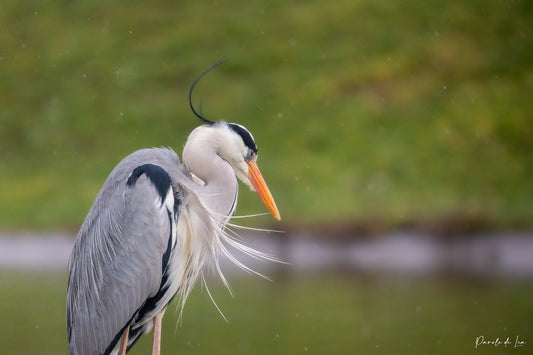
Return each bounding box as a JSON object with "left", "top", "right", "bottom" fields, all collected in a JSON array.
[{"left": 246, "top": 159, "right": 281, "bottom": 221}]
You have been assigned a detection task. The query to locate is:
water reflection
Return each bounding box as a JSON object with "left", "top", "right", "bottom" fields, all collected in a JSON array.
[{"left": 237, "top": 231, "right": 533, "bottom": 278}]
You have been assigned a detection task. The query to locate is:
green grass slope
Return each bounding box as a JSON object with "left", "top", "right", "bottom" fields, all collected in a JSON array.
[{"left": 1, "top": 0, "right": 532, "bottom": 230}]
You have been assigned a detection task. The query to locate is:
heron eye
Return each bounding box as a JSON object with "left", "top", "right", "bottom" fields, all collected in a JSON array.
[{"left": 245, "top": 149, "right": 255, "bottom": 162}]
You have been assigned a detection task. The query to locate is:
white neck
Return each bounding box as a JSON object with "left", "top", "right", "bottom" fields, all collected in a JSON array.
[{"left": 182, "top": 125, "right": 238, "bottom": 221}]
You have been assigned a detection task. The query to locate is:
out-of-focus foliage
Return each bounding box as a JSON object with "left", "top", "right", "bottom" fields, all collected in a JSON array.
[{"left": 1, "top": 0, "right": 532, "bottom": 229}]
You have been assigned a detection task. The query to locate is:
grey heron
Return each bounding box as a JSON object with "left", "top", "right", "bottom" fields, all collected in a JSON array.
[{"left": 66, "top": 61, "right": 281, "bottom": 355}]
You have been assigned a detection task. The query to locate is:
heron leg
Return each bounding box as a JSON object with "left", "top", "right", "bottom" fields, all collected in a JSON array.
[
  {"left": 151, "top": 310, "right": 165, "bottom": 355},
  {"left": 118, "top": 325, "right": 130, "bottom": 355}
]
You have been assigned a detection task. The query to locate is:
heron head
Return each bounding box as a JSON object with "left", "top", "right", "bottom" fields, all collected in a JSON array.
[{"left": 187, "top": 60, "right": 281, "bottom": 221}]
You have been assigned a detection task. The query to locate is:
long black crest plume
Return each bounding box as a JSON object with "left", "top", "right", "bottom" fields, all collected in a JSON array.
[{"left": 189, "top": 58, "right": 227, "bottom": 125}]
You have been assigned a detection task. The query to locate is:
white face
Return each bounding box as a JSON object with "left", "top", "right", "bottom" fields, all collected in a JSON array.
[{"left": 215, "top": 123, "right": 256, "bottom": 190}]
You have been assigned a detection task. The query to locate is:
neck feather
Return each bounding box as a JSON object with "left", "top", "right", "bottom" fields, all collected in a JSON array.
[{"left": 182, "top": 126, "right": 238, "bottom": 220}]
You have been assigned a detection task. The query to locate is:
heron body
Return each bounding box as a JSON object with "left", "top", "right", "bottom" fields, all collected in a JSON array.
[{"left": 67, "top": 117, "right": 280, "bottom": 353}]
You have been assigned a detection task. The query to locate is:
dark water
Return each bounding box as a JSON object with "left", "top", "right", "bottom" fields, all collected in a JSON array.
[
  {"left": 1, "top": 271, "right": 532, "bottom": 355},
  {"left": 1, "top": 232, "right": 532, "bottom": 354}
]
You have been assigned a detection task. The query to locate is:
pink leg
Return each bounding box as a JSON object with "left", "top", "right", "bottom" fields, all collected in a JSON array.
[
  {"left": 152, "top": 311, "right": 164, "bottom": 355},
  {"left": 118, "top": 325, "right": 129, "bottom": 355}
]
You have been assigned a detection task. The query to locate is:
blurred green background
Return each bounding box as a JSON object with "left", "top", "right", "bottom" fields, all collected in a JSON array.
[
  {"left": 1, "top": 0, "right": 532, "bottom": 354},
  {"left": 0, "top": 271, "right": 531, "bottom": 355},
  {"left": 1, "top": 0, "right": 532, "bottom": 230}
]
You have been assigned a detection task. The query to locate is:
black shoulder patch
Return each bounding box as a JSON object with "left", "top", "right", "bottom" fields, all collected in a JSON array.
[
  {"left": 127, "top": 164, "right": 172, "bottom": 202},
  {"left": 228, "top": 123, "right": 258, "bottom": 154}
]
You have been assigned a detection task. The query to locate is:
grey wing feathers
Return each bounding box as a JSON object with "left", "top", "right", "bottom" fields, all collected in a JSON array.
[{"left": 67, "top": 148, "right": 182, "bottom": 355}]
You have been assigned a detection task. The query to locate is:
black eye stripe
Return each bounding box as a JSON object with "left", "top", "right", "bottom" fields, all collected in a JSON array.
[{"left": 228, "top": 123, "right": 258, "bottom": 154}]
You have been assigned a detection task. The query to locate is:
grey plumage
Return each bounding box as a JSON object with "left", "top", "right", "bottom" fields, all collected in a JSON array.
[
  {"left": 67, "top": 122, "right": 280, "bottom": 355},
  {"left": 67, "top": 148, "right": 186, "bottom": 354}
]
